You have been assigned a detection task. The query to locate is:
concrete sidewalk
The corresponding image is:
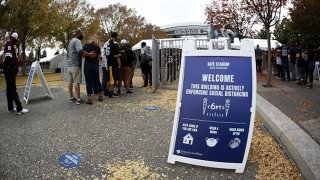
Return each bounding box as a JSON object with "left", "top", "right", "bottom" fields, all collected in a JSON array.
[{"left": 256, "top": 72, "right": 320, "bottom": 180}]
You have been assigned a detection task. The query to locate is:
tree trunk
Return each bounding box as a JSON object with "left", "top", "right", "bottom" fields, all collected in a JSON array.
[{"left": 266, "top": 27, "right": 272, "bottom": 87}]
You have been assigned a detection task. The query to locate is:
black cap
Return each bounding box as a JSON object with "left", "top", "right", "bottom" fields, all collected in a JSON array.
[
  {"left": 141, "top": 42, "right": 146, "bottom": 46},
  {"left": 111, "top": 31, "right": 118, "bottom": 38}
]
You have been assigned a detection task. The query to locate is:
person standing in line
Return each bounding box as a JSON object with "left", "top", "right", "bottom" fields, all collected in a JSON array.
[
  {"left": 118, "top": 39, "right": 136, "bottom": 95},
  {"left": 106, "top": 31, "right": 121, "bottom": 98},
  {"left": 3, "top": 32, "right": 28, "bottom": 114},
  {"left": 302, "top": 49, "right": 309, "bottom": 84},
  {"left": 276, "top": 48, "right": 282, "bottom": 79},
  {"left": 289, "top": 46, "right": 297, "bottom": 81},
  {"left": 140, "top": 42, "right": 152, "bottom": 87},
  {"left": 101, "top": 41, "right": 109, "bottom": 96},
  {"left": 271, "top": 48, "right": 277, "bottom": 76},
  {"left": 83, "top": 37, "right": 103, "bottom": 104},
  {"left": 128, "top": 43, "right": 137, "bottom": 90},
  {"left": 306, "top": 46, "right": 316, "bottom": 89},
  {"left": 255, "top": 44, "right": 263, "bottom": 73},
  {"left": 280, "top": 43, "right": 291, "bottom": 81},
  {"left": 297, "top": 47, "right": 306, "bottom": 85},
  {"left": 67, "top": 29, "right": 97, "bottom": 105}
]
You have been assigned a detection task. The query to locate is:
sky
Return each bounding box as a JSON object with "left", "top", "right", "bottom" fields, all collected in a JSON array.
[{"left": 88, "top": 0, "right": 212, "bottom": 27}]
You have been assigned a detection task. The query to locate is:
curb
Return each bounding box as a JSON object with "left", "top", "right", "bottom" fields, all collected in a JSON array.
[{"left": 256, "top": 94, "right": 320, "bottom": 180}]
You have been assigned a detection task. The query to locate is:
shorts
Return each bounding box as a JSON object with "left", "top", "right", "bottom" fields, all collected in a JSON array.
[
  {"left": 106, "top": 66, "right": 120, "bottom": 85},
  {"left": 120, "top": 66, "right": 132, "bottom": 82},
  {"left": 68, "top": 66, "right": 82, "bottom": 84}
]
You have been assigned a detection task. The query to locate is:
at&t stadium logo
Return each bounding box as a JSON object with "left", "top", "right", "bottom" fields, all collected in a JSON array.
[{"left": 203, "top": 98, "right": 230, "bottom": 117}]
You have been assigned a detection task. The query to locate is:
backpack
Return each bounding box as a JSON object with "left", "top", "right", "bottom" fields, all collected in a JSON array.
[{"left": 141, "top": 46, "right": 152, "bottom": 62}]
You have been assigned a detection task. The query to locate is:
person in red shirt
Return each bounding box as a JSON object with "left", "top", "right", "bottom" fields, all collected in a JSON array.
[{"left": 3, "top": 32, "right": 29, "bottom": 114}]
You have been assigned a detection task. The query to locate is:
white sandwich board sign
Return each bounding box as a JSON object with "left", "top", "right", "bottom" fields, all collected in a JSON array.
[
  {"left": 168, "top": 39, "right": 256, "bottom": 173},
  {"left": 23, "top": 61, "right": 54, "bottom": 104}
]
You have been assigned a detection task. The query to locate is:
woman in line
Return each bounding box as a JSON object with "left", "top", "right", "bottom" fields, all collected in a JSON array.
[{"left": 83, "top": 37, "right": 103, "bottom": 104}]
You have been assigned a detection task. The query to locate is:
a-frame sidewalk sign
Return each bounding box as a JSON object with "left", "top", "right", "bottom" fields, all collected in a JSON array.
[
  {"left": 23, "top": 61, "right": 54, "bottom": 104},
  {"left": 168, "top": 39, "right": 256, "bottom": 173}
]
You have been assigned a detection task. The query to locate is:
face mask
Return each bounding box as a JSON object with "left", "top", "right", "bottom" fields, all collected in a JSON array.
[{"left": 78, "top": 35, "right": 83, "bottom": 40}]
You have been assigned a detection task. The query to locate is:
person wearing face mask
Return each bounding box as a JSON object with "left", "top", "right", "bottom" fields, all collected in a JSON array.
[
  {"left": 67, "top": 29, "right": 97, "bottom": 105},
  {"left": 3, "top": 32, "right": 29, "bottom": 114}
]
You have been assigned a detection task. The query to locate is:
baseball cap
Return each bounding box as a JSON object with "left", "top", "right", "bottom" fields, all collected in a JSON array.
[
  {"left": 11, "top": 32, "right": 18, "bottom": 40},
  {"left": 121, "top": 39, "right": 128, "bottom": 44}
]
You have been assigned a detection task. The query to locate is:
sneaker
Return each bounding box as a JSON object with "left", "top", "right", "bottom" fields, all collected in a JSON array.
[
  {"left": 69, "top": 97, "right": 76, "bottom": 103},
  {"left": 8, "top": 107, "right": 17, "bottom": 113},
  {"left": 76, "top": 99, "right": 83, "bottom": 105},
  {"left": 113, "top": 92, "right": 120, "bottom": 98},
  {"left": 126, "top": 90, "right": 134, "bottom": 95},
  {"left": 17, "top": 108, "right": 29, "bottom": 115},
  {"left": 104, "top": 91, "right": 109, "bottom": 97}
]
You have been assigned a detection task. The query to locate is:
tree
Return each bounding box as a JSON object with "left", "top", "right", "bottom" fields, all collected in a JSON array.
[
  {"left": 42, "top": 50, "right": 47, "bottom": 58},
  {"left": 138, "top": 23, "right": 168, "bottom": 41},
  {"left": 255, "top": 28, "right": 268, "bottom": 39},
  {"left": 289, "top": 0, "right": 320, "bottom": 48},
  {"left": 2, "top": 0, "right": 57, "bottom": 75},
  {"left": 244, "top": 0, "right": 287, "bottom": 87},
  {"left": 205, "top": 0, "right": 257, "bottom": 40},
  {"left": 28, "top": 49, "right": 35, "bottom": 63},
  {"left": 273, "top": 18, "right": 293, "bottom": 45},
  {"left": 96, "top": 3, "right": 146, "bottom": 45},
  {"left": 53, "top": 0, "right": 100, "bottom": 50}
]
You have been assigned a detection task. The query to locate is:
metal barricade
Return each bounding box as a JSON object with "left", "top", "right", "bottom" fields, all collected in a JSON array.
[
  {"left": 151, "top": 38, "right": 231, "bottom": 91},
  {"left": 159, "top": 39, "right": 183, "bottom": 87}
]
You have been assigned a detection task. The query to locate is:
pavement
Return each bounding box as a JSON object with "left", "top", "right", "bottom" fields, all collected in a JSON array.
[
  {"left": 0, "top": 85, "right": 259, "bottom": 179},
  {"left": 256, "top": 72, "right": 320, "bottom": 180},
  {"left": 0, "top": 70, "right": 319, "bottom": 179}
]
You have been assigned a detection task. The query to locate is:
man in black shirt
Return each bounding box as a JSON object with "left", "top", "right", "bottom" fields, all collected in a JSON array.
[
  {"left": 106, "top": 32, "right": 121, "bottom": 98},
  {"left": 280, "top": 44, "right": 291, "bottom": 81}
]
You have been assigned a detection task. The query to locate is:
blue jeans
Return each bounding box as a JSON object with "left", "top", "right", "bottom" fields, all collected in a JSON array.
[{"left": 308, "top": 61, "right": 315, "bottom": 84}]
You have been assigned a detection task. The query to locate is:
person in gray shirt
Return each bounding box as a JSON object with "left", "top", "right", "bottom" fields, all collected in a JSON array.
[
  {"left": 67, "top": 29, "right": 96, "bottom": 105},
  {"left": 255, "top": 44, "right": 263, "bottom": 73}
]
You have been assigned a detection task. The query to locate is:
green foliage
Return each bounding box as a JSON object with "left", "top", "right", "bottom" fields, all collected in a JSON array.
[
  {"left": 254, "top": 28, "right": 268, "bottom": 39},
  {"left": 289, "top": 0, "right": 320, "bottom": 48},
  {"left": 273, "top": 18, "right": 291, "bottom": 45},
  {"left": 1, "top": 0, "right": 56, "bottom": 61},
  {"left": 53, "top": 0, "right": 100, "bottom": 49}
]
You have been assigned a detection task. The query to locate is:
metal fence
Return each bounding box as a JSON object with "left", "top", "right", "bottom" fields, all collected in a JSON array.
[{"left": 151, "top": 38, "right": 232, "bottom": 91}]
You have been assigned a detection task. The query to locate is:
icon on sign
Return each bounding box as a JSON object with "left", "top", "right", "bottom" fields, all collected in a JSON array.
[
  {"left": 229, "top": 138, "right": 241, "bottom": 149},
  {"left": 203, "top": 98, "right": 208, "bottom": 115},
  {"left": 206, "top": 137, "right": 219, "bottom": 147},
  {"left": 225, "top": 99, "right": 230, "bottom": 116},
  {"left": 183, "top": 133, "right": 194, "bottom": 145},
  {"left": 176, "top": 149, "right": 181, "bottom": 154}
]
